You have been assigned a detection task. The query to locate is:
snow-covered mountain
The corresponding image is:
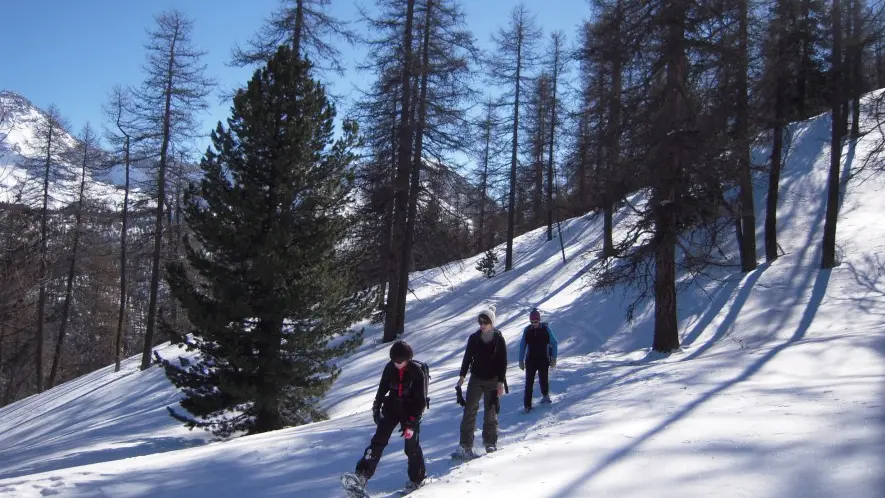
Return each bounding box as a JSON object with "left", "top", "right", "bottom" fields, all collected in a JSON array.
[
  {"left": 0, "top": 92, "right": 883, "bottom": 498},
  {"left": 0, "top": 90, "right": 137, "bottom": 210},
  {"left": 1, "top": 90, "right": 482, "bottom": 229}
]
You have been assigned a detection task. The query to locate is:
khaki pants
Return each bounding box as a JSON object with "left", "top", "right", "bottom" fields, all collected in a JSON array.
[{"left": 459, "top": 378, "right": 499, "bottom": 448}]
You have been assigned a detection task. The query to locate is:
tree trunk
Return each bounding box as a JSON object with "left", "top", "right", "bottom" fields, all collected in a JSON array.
[
  {"left": 382, "top": 0, "right": 415, "bottom": 342},
  {"left": 849, "top": 0, "right": 861, "bottom": 140},
  {"left": 822, "top": 0, "right": 843, "bottom": 269},
  {"left": 115, "top": 136, "right": 130, "bottom": 372},
  {"left": 35, "top": 120, "right": 54, "bottom": 393},
  {"left": 797, "top": 0, "right": 812, "bottom": 118},
  {"left": 577, "top": 116, "right": 587, "bottom": 211},
  {"left": 736, "top": 0, "right": 757, "bottom": 272},
  {"left": 546, "top": 39, "right": 560, "bottom": 242},
  {"left": 142, "top": 39, "right": 177, "bottom": 370},
  {"left": 397, "top": 0, "right": 433, "bottom": 338},
  {"left": 49, "top": 135, "right": 90, "bottom": 387},
  {"left": 478, "top": 103, "right": 493, "bottom": 251},
  {"left": 652, "top": 0, "right": 688, "bottom": 354},
  {"left": 876, "top": 35, "right": 885, "bottom": 88},
  {"left": 293, "top": 0, "right": 304, "bottom": 59},
  {"left": 533, "top": 98, "right": 544, "bottom": 227},
  {"left": 505, "top": 25, "right": 523, "bottom": 272},
  {"left": 840, "top": 0, "right": 852, "bottom": 140},
  {"left": 603, "top": 2, "right": 622, "bottom": 259},
  {"left": 765, "top": 14, "right": 787, "bottom": 263},
  {"left": 252, "top": 319, "right": 283, "bottom": 434},
  {"left": 766, "top": 124, "right": 783, "bottom": 262},
  {"left": 376, "top": 99, "right": 398, "bottom": 317}
]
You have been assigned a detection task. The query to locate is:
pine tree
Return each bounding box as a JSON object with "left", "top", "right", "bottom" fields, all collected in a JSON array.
[
  {"left": 475, "top": 249, "right": 498, "bottom": 278},
  {"left": 156, "top": 46, "right": 372, "bottom": 437}
]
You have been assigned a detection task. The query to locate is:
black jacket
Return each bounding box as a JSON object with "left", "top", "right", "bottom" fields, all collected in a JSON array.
[
  {"left": 521, "top": 323, "right": 554, "bottom": 365},
  {"left": 459, "top": 329, "right": 507, "bottom": 382},
  {"left": 373, "top": 360, "right": 426, "bottom": 422}
]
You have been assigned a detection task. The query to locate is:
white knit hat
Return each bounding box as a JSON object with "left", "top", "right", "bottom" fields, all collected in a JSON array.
[{"left": 478, "top": 304, "right": 497, "bottom": 327}]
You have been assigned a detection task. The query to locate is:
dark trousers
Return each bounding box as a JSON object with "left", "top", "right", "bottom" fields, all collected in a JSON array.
[
  {"left": 355, "top": 408, "right": 425, "bottom": 483},
  {"left": 524, "top": 361, "right": 549, "bottom": 409}
]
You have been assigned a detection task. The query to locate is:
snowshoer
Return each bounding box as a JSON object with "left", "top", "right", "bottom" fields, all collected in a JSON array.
[
  {"left": 344, "top": 340, "right": 426, "bottom": 497},
  {"left": 454, "top": 305, "right": 507, "bottom": 457},
  {"left": 519, "top": 308, "right": 558, "bottom": 412}
]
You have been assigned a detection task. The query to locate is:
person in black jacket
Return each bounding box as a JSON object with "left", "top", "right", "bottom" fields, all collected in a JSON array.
[
  {"left": 455, "top": 305, "right": 507, "bottom": 457},
  {"left": 519, "top": 308, "right": 559, "bottom": 412},
  {"left": 351, "top": 340, "right": 426, "bottom": 493}
]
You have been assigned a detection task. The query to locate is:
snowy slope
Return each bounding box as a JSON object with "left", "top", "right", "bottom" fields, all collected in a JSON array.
[{"left": 0, "top": 96, "right": 883, "bottom": 497}]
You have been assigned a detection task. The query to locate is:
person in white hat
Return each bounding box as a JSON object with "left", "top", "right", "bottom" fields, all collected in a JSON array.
[{"left": 454, "top": 304, "right": 507, "bottom": 457}]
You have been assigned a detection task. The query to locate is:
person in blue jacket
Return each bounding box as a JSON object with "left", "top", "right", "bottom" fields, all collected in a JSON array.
[{"left": 518, "top": 308, "right": 558, "bottom": 412}]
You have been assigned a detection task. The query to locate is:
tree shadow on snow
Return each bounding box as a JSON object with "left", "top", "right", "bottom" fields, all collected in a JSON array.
[{"left": 547, "top": 268, "right": 832, "bottom": 498}]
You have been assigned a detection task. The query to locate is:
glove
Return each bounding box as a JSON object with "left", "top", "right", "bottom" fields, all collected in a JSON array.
[
  {"left": 550, "top": 358, "right": 557, "bottom": 368},
  {"left": 519, "top": 360, "right": 525, "bottom": 371},
  {"left": 401, "top": 419, "right": 417, "bottom": 439},
  {"left": 372, "top": 405, "right": 381, "bottom": 425},
  {"left": 455, "top": 385, "right": 467, "bottom": 407},
  {"left": 496, "top": 382, "right": 505, "bottom": 397}
]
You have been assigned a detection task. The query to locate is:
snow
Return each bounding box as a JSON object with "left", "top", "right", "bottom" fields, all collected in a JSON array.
[
  {"left": 0, "top": 94, "right": 145, "bottom": 210},
  {"left": 1, "top": 98, "right": 884, "bottom": 497}
]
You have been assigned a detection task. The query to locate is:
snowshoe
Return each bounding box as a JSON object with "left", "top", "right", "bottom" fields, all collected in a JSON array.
[
  {"left": 400, "top": 480, "right": 424, "bottom": 496},
  {"left": 450, "top": 445, "right": 479, "bottom": 460},
  {"left": 341, "top": 472, "right": 370, "bottom": 498}
]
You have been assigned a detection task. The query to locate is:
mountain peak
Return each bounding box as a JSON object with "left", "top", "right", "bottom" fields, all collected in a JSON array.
[{"left": 0, "top": 90, "right": 37, "bottom": 118}]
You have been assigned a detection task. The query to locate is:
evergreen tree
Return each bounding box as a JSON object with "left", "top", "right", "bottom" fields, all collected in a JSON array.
[{"left": 156, "top": 46, "right": 372, "bottom": 437}]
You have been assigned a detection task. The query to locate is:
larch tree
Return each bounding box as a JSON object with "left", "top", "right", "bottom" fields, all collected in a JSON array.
[
  {"left": 48, "top": 123, "right": 102, "bottom": 388},
  {"left": 133, "top": 10, "right": 214, "bottom": 370},
  {"left": 231, "top": 0, "right": 355, "bottom": 75},
  {"left": 488, "top": 3, "right": 541, "bottom": 272},
  {"left": 104, "top": 86, "right": 139, "bottom": 372},
  {"left": 22, "top": 104, "right": 72, "bottom": 392}
]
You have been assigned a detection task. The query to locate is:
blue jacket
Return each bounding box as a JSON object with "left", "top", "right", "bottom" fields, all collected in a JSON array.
[{"left": 519, "top": 323, "right": 558, "bottom": 365}]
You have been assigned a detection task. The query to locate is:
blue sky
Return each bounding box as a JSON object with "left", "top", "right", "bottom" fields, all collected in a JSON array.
[{"left": 0, "top": 0, "right": 590, "bottom": 151}]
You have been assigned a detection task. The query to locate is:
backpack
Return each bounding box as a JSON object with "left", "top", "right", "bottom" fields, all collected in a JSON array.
[{"left": 412, "top": 360, "right": 431, "bottom": 409}]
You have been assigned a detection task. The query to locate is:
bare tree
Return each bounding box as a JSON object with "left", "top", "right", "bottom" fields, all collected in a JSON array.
[
  {"left": 489, "top": 3, "right": 541, "bottom": 272},
  {"left": 231, "top": 0, "right": 355, "bottom": 74},
  {"left": 134, "top": 10, "right": 214, "bottom": 370},
  {"left": 21, "top": 105, "right": 72, "bottom": 392},
  {"left": 48, "top": 123, "right": 102, "bottom": 388},
  {"left": 472, "top": 97, "right": 507, "bottom": 251},
  {"left": 104, "top": 86, "right": 138, "bottom": 372},
  {"left": 382, "top": 0, "right": 417, "bottom": 342}
]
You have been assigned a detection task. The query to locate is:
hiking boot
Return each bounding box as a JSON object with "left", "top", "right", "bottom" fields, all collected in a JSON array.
[
  {"left": 454, "top": 445, "right": 477, "bottom": 459},
  {"left": 403, "top": 480, "right": 423, "bottom": 493},
  {"left": 485, "top": 445, "right": 497, "bottom": 453},
  {"left": 541, "top": 395, "right": 552, "bottom": 404}
]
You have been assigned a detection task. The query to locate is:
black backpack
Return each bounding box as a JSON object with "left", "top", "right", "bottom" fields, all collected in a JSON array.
[{"left": 412, "top": 360, "right": 431, "bottom": 409}]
